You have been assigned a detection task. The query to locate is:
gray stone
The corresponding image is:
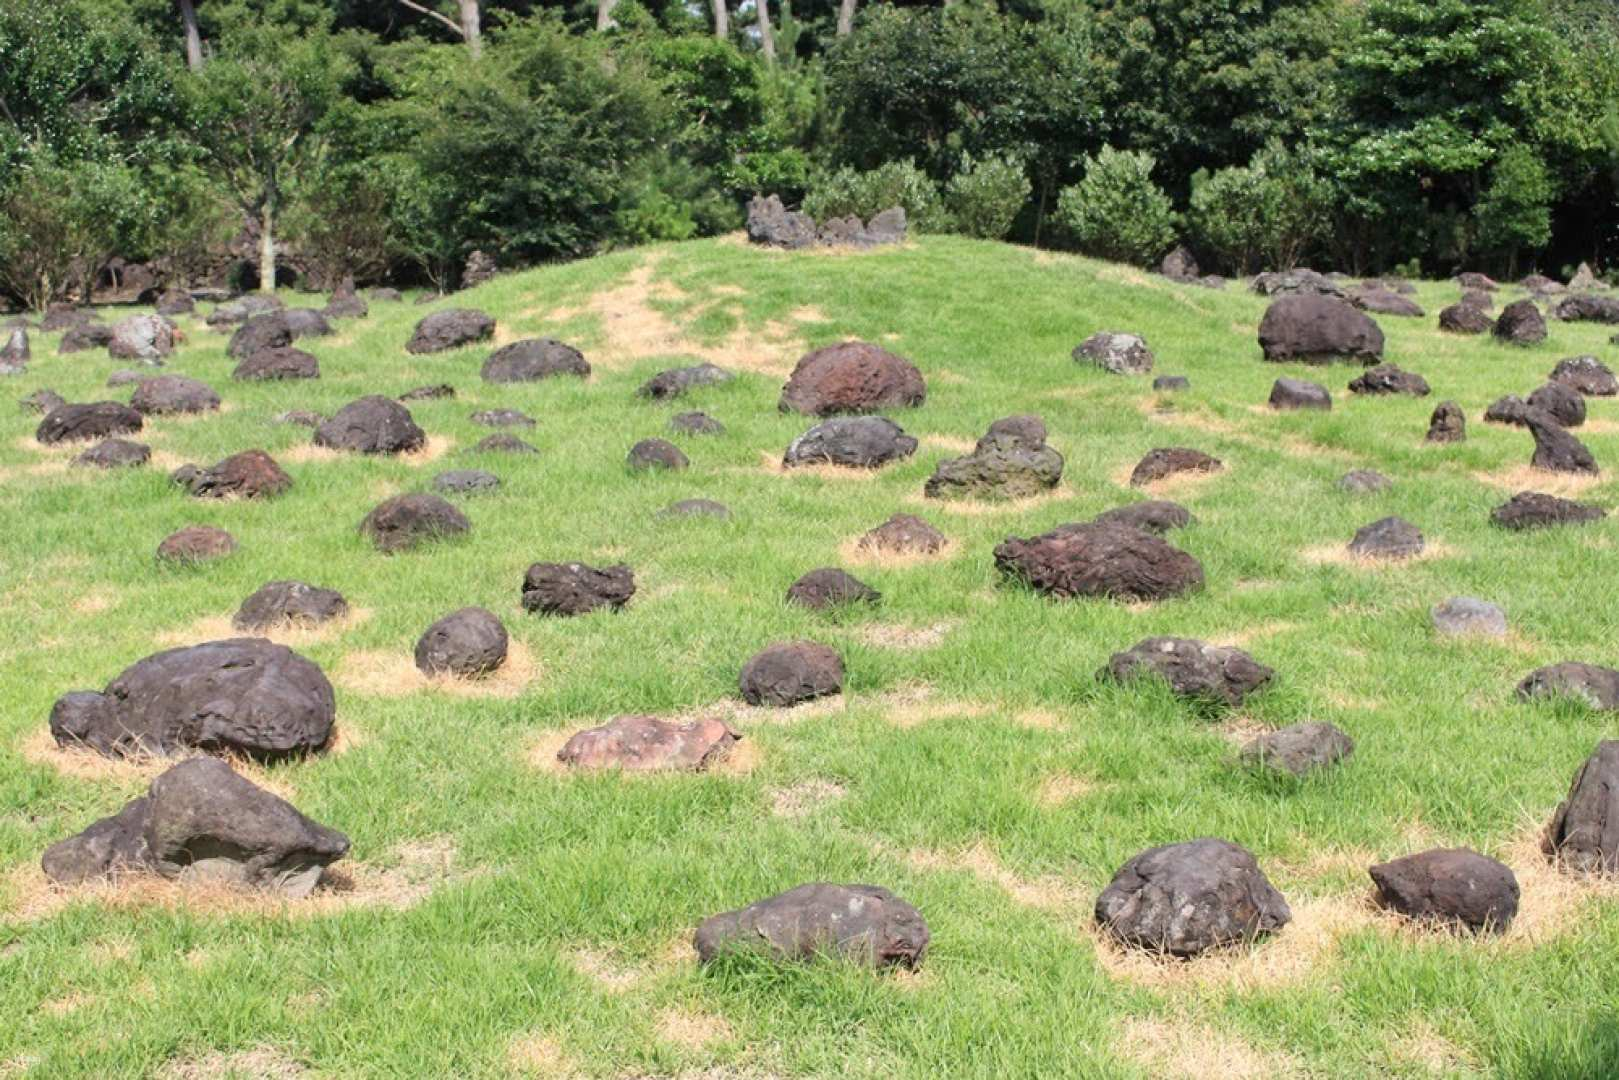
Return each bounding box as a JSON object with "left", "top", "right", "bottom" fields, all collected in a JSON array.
[
  {"left": 1095, "top": 838, "right": 1291, "bottom": 957},
  {"left": 1074, "top": 332, "right": 1153, "bottom": 375},
  {"left": 1348, "top": 516, "right": 1423, "bottom": 559},
  {"left": 784, "top": 416, "right": 917, "bottom": 470},
  {"left": 695, "top": 883, "right": 928, "bottom": 968},
  {"left": 1241, "top": 722, "right": 1354, "bottom": 777},
  {"left": 1431, "top": 598, "right": 1507, "bottom": 638}
]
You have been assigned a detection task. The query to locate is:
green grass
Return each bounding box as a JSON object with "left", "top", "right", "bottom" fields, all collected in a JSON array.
[{"left": 4, "top": 236, "right": 1619, "bottom": 1078}]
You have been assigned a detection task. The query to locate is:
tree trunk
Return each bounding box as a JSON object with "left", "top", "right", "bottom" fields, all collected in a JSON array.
[
  {"left": 459, "top": 0, "right": 482, "bottom": 60},
  {"left": 836, "top": 0, "right": 856, "bottom": 36},
  {"left": 596, "top": 0, "right": 618, "bottom": 30},
  {"left": 179, "top": 0, "right": 203, "bottom": 71},
  {"left": 258, "top": 200, "right": 276, "bottom": 296},
  {"left": 711, "top": 0, "right": 729, "bottom": 38},
  {"left": 757, "top": 0, "right": 776, "bottom": 63}
]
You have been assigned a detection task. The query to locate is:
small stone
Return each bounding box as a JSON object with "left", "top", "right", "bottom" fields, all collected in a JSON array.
[
  {"left": 232, "top": 346, "right": 318, "bottom": 381},
  {"left": 1268, "top": 377, "right": 1331, "bottom": 411},
  {"left": 1430, "top": 597, "right": 1508, "bottom": 638},
  {"left": 1347, "top": 516, "right": 1423, "bottom": 559},
  {"left": 1129, "top": 447, "right": 1221, "bottom": 486},
  {"left": 1074, "top": 331, "right": 1154, "bottom": 375},
  {"left": 739, "top": 641, "right": 844, "bottom": 706},
  {"left": 784, "top": 416, "right": 917, "bottom": 470},
  {"left": 1517, "top": 662, "right": 1619, "bottom": 710},
  {"left": 399, "top": 384, "right": 455, "bottom": 401},
  {"left": 639, "top": 363, "right": 732, "bottom": 400},
  {"left": 786, "top": 568, "right": 881, "bottom": 610},
  {"left": 233, "top": 581, "right": 349, "bottom": 631},
  {"left": 857, "top": 513, "right": 946, "bottom": 554},
  {"left": 1425, "top": 401, "right": 1466, "bottom": 443},
  {"left": 669, "top": 411, "right": 724, "bottom": 435},
  {"left": 470, "top": 408, "right": 535, "bottom": 428},
  {"left": 406, "top": 309, "right": 495, "bottom": 354},
  {"left": 19, "top": 388, "right": 65, "bottom": 415},
  {"left": 521, "top": 562, "right": 635, "bottom": 616},
  {"left": 157, "top": 526, "right": 236, "bottom": 563},
  {"left": 1348, "top": 364, "right": 1430, "bottom": 396},
  {"left": 1152, "top": 375, "right": 1190, "bottom": 392},
  {"left": 1369, "top": 849, "right": 1519, "bottom": 934},
  {"left": 414, "top": 607, "right": 508, "bottom": 678},
  {"left": 433, "top": 469, "right": 500, "bottom": 495},
  {"left": 73, "top": 439, "right": 150, "bottom": 469},
  {"left": 1241, "top": 722, "right": 1354, "bottom": 776},
  {"left": 473, "top": 434, "right": 538, "bottom": 454},
  {"left": 627, "top": 438, "right": 689, "bottom": 471},
  {"left": 1338, "top": 470, "right": 1391, "bottom": 494},
  {"left": 482, "top": 339, "right": 590, "bottom": 383},
  {"left": 1100, "top": 637, "right": 1273, "bottom": 707},
  {"left": 172, "top": 449, "right": 292, "bottom": 499},
  {"left": 924, "top": 416, "right": 1062, "bottom": 499},
  {"left": 277, "top": 410, "right": 324, "bottom": 428}
]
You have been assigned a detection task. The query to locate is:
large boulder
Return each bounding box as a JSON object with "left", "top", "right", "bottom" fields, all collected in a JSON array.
[
  {"left": 924, "top": 415, "right": 1063, "bottom": 500},
  {"left": 482, "top": 339, "right": 590, "bottom": 383},
  {"left": 1493, "top": 300, "right": 1546, "bottom": 345},
  {"left": 739, "top": 641, "right": 844, "bottom": 706},
  {"left": 1490, "top": 491, "right": 1606, "bottom": 530},
  {"left": 108, "top": 314, "right": 175, "bottom": 363},
  {"left": 1269, "top": 377, "right": 1332, "bottom": 411},
  {"left": 1129, "top": 447, "right": 1222, "bottom": 486},
  {"left": 1549, "top": 355, "right": 1618, "bottom": 396},
  {"left": 233, "top": 581, "right": 348, "bottom": 631},
  {"left": 173, "top": 449, "right": 292, "bottom": 499},
  {"left": 233, "top": 346, "right": 319, "bottom": 381},
  {"left": 157, "top": 525, "right": 236, "bottom": 563},
  {"left": 1527, "top": 382, "right": 1586, "bottom": 427},
  {"left": 638, "top": 363, "right": 732, "bottom": 400},
  {"left": 42, "top": 757, "right": 348, "bottom": 897},
  {"left": 1101, "top": 638, "right": 1272, "bottom": 707},
  {"left": 1542, "top": 741, "right": 1619, "bottom": 874},
  {"left": 558, "top": 715, "right": 739, "bottom": 773},
  {"left": 1073, "top": 332, "right": 1154, "bottom": 375},
  {"left": 48, "top": 638, "right": 335, "bottom": 760},
  {"left": 521, "top": 562, "right": 635, "bottom": 616},
  {"left": 315, "top": 396, "right": 426, "bottom": 455},
  {"left": 779, "top": 341, "right": 926, "bottom": 416},
  {"left": 1347, "top": 516, "right": 1424, "bottom": 560},
  {"left": 1257, "top": 294, "right": 1384, "bottom": 363},
  {"left": 1425, "top": 401, "right": 1466, "bottom": 443},
  {"left": 131, "top": 375, "right": 220, "bottom": 416},
  {"left": 1348, "top": 364, "right": 1429, "bottom": 396},
  {"left": 74, "top": 438, "right": 150, "bottom": 469},
  {"left": 783, "top": 416, "right": 918, "bottom": 469},
  {"left": 358, "top": 493, "right": 470, "bottom": 553},
  {"left": 1369, "top": 849, "right": 1519, "bottom": 934},
  {"left": 406, "top": 309, "right": 495, "bottom": 354},
  {"left": 746, "top": 194, "right": 818, "bottom": 250},
  {"left": 1095, "top": 838, "right": 1291, "bottom": 957},
  {"left": 1241, "top": 722, "right": 1355, "bottom": 777},
  {"left": 37, "top": 402, "right": 143, "bottom": 444},
  {"left": 414, "top": 607, "right": 509, "bottom": 678},
  {"left": 227, "top": 313, "right": 293, "bottom": 359},
  {"left": 1517, "top": 662, "right": 1619, "bottom": 710},
  {"left": 1527, "top": 411, "right": 1598, "bottom": 474},
  {"left": 1553, "top": 294, "right": 1619, "bottom": 324},
  {"left": 786, "top": 568, "right": 881, "bottom": 610},
  {"left": 696, "top": 883, "right": 929, "bottom": 968},
  {"left": 994, "top": 521, "right": 1203, "bottom": 602},
  {"left": 1438, "top": 303, "right": 1494, "bottom": 335}
]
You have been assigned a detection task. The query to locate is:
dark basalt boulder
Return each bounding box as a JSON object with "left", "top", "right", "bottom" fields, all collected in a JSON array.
[
  {"left": 1161, "top": 246, "right": 1199, "bottom": 281},
  {"left": 1101, "top": 637, "right": 1273, "bottom": 707},
  {"left": 1549, "top": 356, "right": 1618, "bottom": 396},
  {"left": 1339, "top": 469, "right": 1391, "bottom": 494},
  {"left": 660, "top": 498, "right": 730, "bottom": 519},
  {"left": 359, "top": 493, "right": 469, "bottom": 553},
  {"left": 1095, "top": 838, "right": 1291, "bottom": 957},
  {"left": 1527, "top": 382, "right": 1586, "bottom": 427},
  {"left": 58, "top": 322, "right": 115, "bottom": 354},
  {"left": 670, "top": 410, "right": 724, "bottom": 435},
  {"left": 1130, "top": 447, "right": 1222, "bottom": 486},
  {"left": 1269, "top": 377, "right": 1331, "bottom": 410},
  {"left": 1517, "top": 662, "right": 1619, "bottom": 710},
  {"left": 1484, "top": 395, "right": 1533, "bottom": 426},
  {"left": 1349, "top": 286, "right": 1424, "bottom": 317},
  {"left": 473, "top": 434, "right": 538, "bottom": 454},
  {"left": 206, "top": 295, "right": 283, "bottom": 327},
  {"left": 778, "top": 341, "right": 926, "bottom": 416},
  {"left": 227, "top": 313, "right": 292, "bottom": 359},
  {"left": 108, "top": 314, "right": 175, "bottom": 363},
  {"left": 994, "top": 521, "right": 1203, "bottom": 602},
  {"left": 627, "top": 437, "right": 689, "bottom": 471},
  {"left": 696, "top": 883, "right": 929, "bottom": 968},
  {"left": 1460, "top": 288, "right": 1495, "bottom": 310},
  {"left": 783, "top": 416, "right": 917, "bottom": 469},
  {"left": 482, "top": 339, "right": 589, "bottom": 383},
  {"left": 131, "top": 375, "right": 220, "bottom": 416},
  {"left": 399, "top": 384, "right": 455, "bottom": 401},
  {"left": 746, "top": 194, "right": 818, "bottom": 250},
  {"left": 1527, "top": 411, "right": 1598, "bottom": 474},
  {"left": 73, "top": 438, "right": 150, "bottom": 469},
  {"left": 924, "top": 415, "right": 1062, "bottom": 499},
  {"left": 1257, "top": 294, "right": 1384, "bottom": 363},
  {"left": 1522, "top": 274, "right": 1563, "bottom": 296},
  {"left": 233, "top": 581, "right": 348, "bottom": 631},
  {"left": 1241, "top": 722, "right": 1354, "bottom": 777},
  {"left": 1369, "top": 849, "right": 1519, "bottom": 934},
  {"left": 277, "top": 410, "right": 324, "bottom": 428},
  {"left": 1348, "top": 364, "right": 1430, "bottom": 396},
  {"left": 433, "top": 469, "right": 500, "bottom": 495},
  {"left": 558, "top": 715, "right": 739, "bottom": 773},
  {"left": 315, "top": 396, "right": 426, "bottom": 455},
  {"left": 173, "top": 449, "right": 291, "bottom": 499},
  {"left": 470, "top": 408, "right": 535, "bottom": 428},
  {"left": 1074, "top": 331, "right": 1154, "bottom": 375},
  {"left": 1251, "top": 269, "right": 1344, "bottom": 298},
  {"left": 157, "top": 525, "right": 236, "bottom": 563},
  {"left": 1490, "top": 491, "right": 1606, "bottom": 530},
  {"left": 157, "top": 290, "right": 197, "bottom": 317},
  {"left": 1348, "top": 516, "right": 1424, "bottom": 559},
  {"left": 787, "top": 568, "right": 881, "bottom": 610},
  {"left": 1553, "top": 294, "right": 1619, "bottom": 324},
  {"left": 1493, "top": 300, "right": 1546, "bottom": 345},
  {"left": 858, "top": 513, "right": 946, "bottom": 554},
  {"left": 233, "top": 346, "right": 318, "bottom": 381},
  {"left": 37, "top": 401, "right": 143, "bottom": 444},
  {"left": 739, "top": 641, "right": 844, "bottom": 706},
  {"left": 414, "top": 607, "right": 508, "bottom": 678},
  {"left": 638, "top": 363, "right": 732, "bottom": 400},
  {"left": 1542, "top": 741, "right": 1619, "bottom": 874},
  {"left": 48, "top": 638, "right": 335, "bottom": 760},
  {"left": 406, "top": 309, "right": 495, "bottom": 354},
  {"left": 1092, "top": 500, "right": 1191, "bottom": 535},
  {"left": 322, "top": 278, "right": 367, "bottom": 320},
  {"left": 1425, "top": 401, "right": 1466, "bottom": 443},
  {"left": 521, "top": 562, "right": 635, "bottom": 616}
]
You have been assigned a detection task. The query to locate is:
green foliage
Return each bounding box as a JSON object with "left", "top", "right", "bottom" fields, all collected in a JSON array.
[
  {"left": 1475, "top": 144, "right": 1555, "bottom": 261},
  {"left": 1188, "top": 142, "right": 1329, "bottom": 274},
  {"left": 1055, "top": 146, "right": 1178, "bottom": 266},
  {"left": 944, "top": 154, "right": 1032, "bottom": 240},
  {"left": 804, "top": 159, "right": 949, "bottom": 232},
  {"left": 0, "top": 151, "right": 148, "bottom": 310}
]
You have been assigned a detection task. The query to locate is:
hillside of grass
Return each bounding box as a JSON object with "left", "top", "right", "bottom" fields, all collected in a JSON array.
[{"left": 4, "top": 235, "right": 1619, "bottom": 1078}]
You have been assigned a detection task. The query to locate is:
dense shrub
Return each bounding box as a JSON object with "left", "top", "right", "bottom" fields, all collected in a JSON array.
[
  {"left": 1055, "top": 148, "right": 1178, "bottom": 266},
  {"left": 945, "top": 155, "right": 1031, "bottom": 240},
  {"left": 804, "top": 159, "right": 949, "bottom": 232},
  {"left": 1475, "top": 145, "right": 1555, "bottom": 269},
  {"left": 1188, "top": 142, "right": 1328, "bottom": 274}
]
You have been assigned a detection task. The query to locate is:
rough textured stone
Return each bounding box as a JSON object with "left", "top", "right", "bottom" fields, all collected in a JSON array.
[
  {"left": 406, "top": 309, "right": 495, "bottom": 354},
  {"left": 924, "top": 415, "right": 1062, "bottom": 500},
  {"left": 155, "top": 289, "right": 195, "bottom": 317},
  {"left": 37, "top": 402, "right": 143, "bottom": 444},
  {"left": 1493, "top": 300, "right": 1546, "bottom": 345},
  {"left": 670, "top": 410, "right": 724, "bottom": 435},
  {"left": 1252, "top": 269, "right": 1344, "bottom": 298},
  {"left": 1425, "top": 401, "right": 1466, "bottom": 443},
  {"left": 1456, "top": 272, "right": 1499, "bottom": 291},
  {"left": 1101, "top": 637, "right": 1273, "bottom": 707},
  {"left": 1257, "top": 294, "right": 1384, "bottom": 363},
  {"left": 521, "top": 562, "right": 635, "bottom": 616},
  {"left": 1490, "top": 491, "right": 1606, "bottom": 530},
  {"left": 49, "top": 638, "right": 334, "bottom": 760},
  {"left": 157, "top": 525, "right": 236, "bottom": 563},
  {"left": 1074, "top": 332, "right": 1154, "bottom": 375},
  {"left": 1269, "top": 377, "right": 1331, "bottom": 411},
  {"left": 784, "top": 416, "right": 917, "bottom": 470},
  {"left": 1348, "top": 364, "right": 1430, "bottom": 396},
  {"left": 462, "top": 249, "right": 498, "bottom": 289},
  {"left": 1241, "top": 722, "right": 1355, "bottom": 776},
  {"left": 233, "top": 346, "right": 318, "bottom": 381},
  {"left": 226, "top": 313, "right": 293, "bottom": 359},
  {"left": 745, "top": 194, "right": 818, "bottom": 250},
  {"left": 41, "top": 757, "right": 348, "bottom": 897},
  {"left": 639, "top": 363, "right": 732, "bottom": 400},
  {"left": 233, "top": 581, "right": 348, "bottom": 631},
  {"left": 1460, "top": 288, "right": 1495, "bottom": 310},
  {"left": 1369, "top": 849, "right": 1519, "bottom": 934},
  {"left": 1522, "top": 274, "right": 1563, "bottom": 297},
  {"left": 858, "top": 513, "right": 946, "bottom": 554},
  {"left": 322, "top": 277, "right": 368, "bottom": 320},
  {"left": 559, "top": 715, "right": 739, "bottom": 773},
  {"left": 1527, "top": 382, "right": 1586, "bottom": 427},
  {"left": 1129, "top": 447, "right": 1222, "bottom": 486},
  {"left": 1348, "top": 516, "right": 1424, "bottom": 559},
  {"left": 660, "top": 498, "right": 730, "bottom": 519},
  {"left": 1542, "top": 741, "right": 1619, "bottom": 874},
  {"left": 108, "top": 314, "right": 175, "bottom": 363},
  {"left": 1339, "top": 469, "right": 1391, "bottom": 494},
  {"left": 358, "top": 493, "right": 470, "bottom": 553},
  {"left": 277, "top": 410, "right": 324, "bottom": 428},
  {"left": 1517, "top": 662, "right": 1619, "bottom": 710},
  {"left": 1549, "top": 356, "right": 1618, "bottom": 396},
  {"left": 473, "top": 434, "right": 538, "bottom": 454},
  {"left": 1095, "top": 838, "right": 1291, "bottom": 957},
  {"left": 57, "top": 322, "right": 115, "bottom": 354},
  {"left": 1553, "top": 294, "right": 1619, "bottom": 324},
  {"left": 1349, "top": 286, "right": 1424, "bottom": 317},
  {"left": 1, "top": 328, "right": 28, "bottom": 367},
  {"left": 779, "top": 341, "right": 926, "bottom": 416},
  {"left": 787, "top": 568, "right": 881, "bottom": 610},
  {"left": 696, "top": 882, "right": 928, "bottom": 968},
  {"left": 414, "top": 607, "right": 508, "bottom": 678},
  {"left": 131, "top": 375, "right": 220, "bottom": 416},
  {"left": 482, "top": 339, "right": 590, "bottom": 383},
  {"left": 470, "top": 408, "right": 535, "bottom": 428},
  {"left": 1092, "top": 500, "right": 1191, "bottom": 535},
  {"left": 1484, "top": 395, "right": 1533, "bottom": 426},
  {"left": 994, "top": 521, "right": 1204, "bottom": 602},
  {"left": 739, "top": 641, "right": 844, "bottom": 706},
  {"left": 1161, "top": 246, "right": 1199, "bottom": 281},
  {"left": 173, "top": 449, "right": 291, "bottom": 499},
  {"left": 627, "top": 437, "right": 689, "bottom": 471},
  {"left": 73, "top": 438, "right": 150, "bottom": 469},
  {"left": 1527, "top": 411, "right": 1598, "bottom": 474},
  {"left": 1431, "top": 597, "right": 1508, "bottom": 638},
  {"left": 315, "top": 396, "right": 426, "bottom": 455},
  {"left": 106, "top": 369, "right": 152, "bottom": 387},
  {"left": 433, "top": 469, "right": 500, "bottom": 495}
]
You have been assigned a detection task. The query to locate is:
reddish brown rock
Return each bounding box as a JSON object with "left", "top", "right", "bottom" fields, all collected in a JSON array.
[
  {"left": 778, "top": 341, "right": 926, "bottom": 416},
  {"left": 557, "top": 715, "right": 739, "bottom": 772}
]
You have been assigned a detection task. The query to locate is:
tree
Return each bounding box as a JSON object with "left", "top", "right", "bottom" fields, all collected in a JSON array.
[
  {"left": 0, "top": 151, "right": 148, "bottom": 310},
  {"left": 710, "top": 0, "right": 729, "bottom": 39},
  {"left": 835, "top": 0, "right": 855, "bottom": 37},
  {"left": 394, "top": 0, "right": 482, "bottom": 59},
  {"left": 184, "top": 23, "right": 350, "bottom": 292},
  {"left": 179, "top": 0, "right": 203, "bottom": 70},
  {"left": 756, "top": 0, "right": 776, "bottom": 64}
]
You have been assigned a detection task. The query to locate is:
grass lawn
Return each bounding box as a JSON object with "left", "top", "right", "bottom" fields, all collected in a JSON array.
[{"left": 4, "top": 235, "right": 1619, "bottom": 1078}]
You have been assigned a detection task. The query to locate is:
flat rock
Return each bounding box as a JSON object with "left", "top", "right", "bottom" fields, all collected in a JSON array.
[
  {"left": 38, "top": 402, "right": 143, "bottom": 444},
  {"left": 628, "top": 437, "right": 689, "bottom": 471},
  {"left": 434, "top": 469, "right": 500, "bottom": 495},
  {"left": 1101, "top": 637, "right": 1273, "bottom": 706},
  {"left": 787, "top": 568, "right": 880, "bottom": 610},
  {"left": 1074, "top": 331, "right": 1153, "bottom": 375},
  {"left": 1092, "top": 500, "right": 1191, "bottom": 535},
  {"left": 414, "top": 607, "right": 508, "bottom": 678},
  {"left": 1095, "top": 838, "right": 1291, "bottom": 957},
  {"left": 639, "top": 363, "right": 732, "bottom": 400},
  {"left": 173, "top": 449, "right": 291, "bottom": 499},
  {"left": 315, "top": 396, "right": 426, "bottom": 455},
  {"left": 1269, "top": 377, "right": 1331, "bottom": 410},
  {"left": 1258, "top": 294, "right": 1383, "bottom": 363},
  {"left": 49, "top": 638, "right": 334, "bottom": 760},
  {"left": 784, "top": 416, "right": 917, "bottom": 469},
  {"left": 1153, "top": 375, "right": 1190, "bottom": 391},
  {"left": 1338, "top": 469, "right": 1391, "bottom": 494},
  {"left": 73, "top": 438, "right": 150, "bottom": 469},
  {"left": 233, "top": 346, "right": 318, "bottom": 381},
  {"left": 406, "top": 309, "right": 494, "bottom": 354},
  {"left": 857, "top": 513, "right": 946, "bottom": 553},
  {"left": 1348, "top": 516, "right": 1424, "bottom": 559},
  {"left": 994, "top": 521, "right": 1203, "bottom": 601},
  {"left": 660, "top": 498, "right": 730, "bottom": 519},
  {"left": 470, "top": 408, "right": 535, "bottom": 428},
  {"left": 1553, "top": 294, "right": 1619, "bottom": 324},
  {"left": 1369, "top": 849, "right": 1519, "bottom": 934},
  {"left": 1542, "top": 741, "right": 1619, "bottom": 874},
  {"left": 924, "top": 415, "right": 1062, "bottom": 499},
  {"left": 1549, "top": 355, "right": 1618, "bottom": 396},
  {"left": 1431, "top": 597, "right": 1508, "bottom": 637},
  {"left": 131, "top": 375, "right": 220, "bottom": 416},
  {"left": 473, "top": 434, "right": 538, "bottom": 454},
  {"left": 521, "top": 562, "right": 634, "bottom": 616},
  {"left": 58, "top": 322, "right": 115, "bottom": 354},
  {"left": 1493, "top": 300, "right": 1546, "bottom": 345},
  {"left": 778, "top": 341, "right": 926, "bottom": 416},
  {"left": 1527, "top": 382, "right": 1585, "bottom": 426},
  {"left": 670, "top": 411, "right": 724, "bottom": 435},
  {"left": 1490, "top": 491, "right": 1605, "bottom": 530},
  {"left": 1517, "top": 662, "right": 1619, "bottom": 710},
  {"left": 695, "top": 883, "right": 928, "bottom": 968},
  {"left": 1252, "top": 269, "right": 1344, "bottom": 298},
  {"left": 1130, "top": 447, "right": 1222, "bottom": 486},
  {"left": 358, "top": 493, "right": 470, "bottom": 553},
  {"left": 206, "top": 295, "right": 283, "bottom": 327},
  {"left": 233, "top": 581, "right": 348, "bottom": 631},
  {"left": 1425, "top": 401, "right": 1466, "bottom": 443},
  {"left": 157, "top": 525, "right": 236, "bottom": 563},
  {"left": 558, "top": 715, "right": 739, "bottom": 772},
  {"left": 1241, "top": 722, "right": 1354, "bottom": 776},
  {"left": 1349, "top": 286, "right": 1424, "bottom": 317},
  {"left": 739, "top": 641, "right": 844, "bottom": 706},
  {"left": 1348, "top": 364, "right": 1429, "bottom": 396},
  {"left": 482, "top": 339, "right": 589, "bottom": 383}
]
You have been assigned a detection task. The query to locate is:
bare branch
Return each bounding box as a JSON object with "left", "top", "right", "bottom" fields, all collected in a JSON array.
[{"left": 393, "top": 0, "right": 465, "bottom": 38}]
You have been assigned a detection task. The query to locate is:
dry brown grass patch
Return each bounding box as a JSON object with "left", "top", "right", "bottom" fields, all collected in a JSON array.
[
  {"left": 1011, "top": 707, "right": 1065, "bottom": 730},
  {"left": 157, "top": 1046, "right": 308, "bottom": 1080},
  {"left": 933, "top": 368, "right": 969, "bottom": 385},
  {"left": 1116, "top": 1015, "right": 1306, "bottom": 1080},
  {"left": 1471, "top": 465, "right": 1606, "bottom": 496},
  {"left": 921, "top": 434, "right": 978, "bottom": 454},
  {"left": 157, "top": 607, "right": 372, "bottom": 650},
  {"left": 749, "top": 452, "right": 882, "bottom": 481},
  {"left": 570, "top": 947, "right": 645, "bottom": 993},
  {"left": 883, "top": 685, "right": 991, "bottom": 729},
  {"left": 898, "top": 842, "right": 1082, "bottom": 913},
  {"left": 1299, "top": 540, "right": 1457, "bottom": 568},
  {"left": 857, "top": 621, "right": 957, "bottom": 651},
  {"left": 334, "top": 640, "right": 537, "bottom": 699},
  {"left": 1494, "top": 821, "right": 1619, "bottom": 948},
  {"left": 655, "top": 1007, "right": 733, "bottom": 1051},
  {"left": 71, "top": 590, "right": 115, "bottom": 615},
  {"left": 1390, "top": 1020, "right": 1482, "bottom": 1075},
  {"left": 507, "top": 1032, "right": 580, "bottom": 1078},
  {"left": 769, "top": 779, "right": 846, "bottom": 818},
  {"left": 39, "top": 991, "right": 93, "bottom": 1016},
  {"left": 1035, "top": 772, "right": 1096, "bottom": 807},
  {"left": 901, "top": 485, "right": 1073, "bottom": 517},
  {"left": 836, "top": 536, "right": 957, "bottom": 570},
  {"left": 1209, "top": 621, "right": 1299, "bottom": 649}
]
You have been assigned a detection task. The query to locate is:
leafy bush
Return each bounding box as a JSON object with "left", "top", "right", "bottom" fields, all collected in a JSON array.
[
  {"left": 1188, "top": 142, "right": 1328, "bottom": 274},
  {"left": 0, "top": 151, "right": 149, "bottom": 310},
  {"left": 945, "top": 154, "right": 1031, "bottom": 240},
  {"left": 804, "top": 159, "right": 948, "bottom": 231},
  {"left": 1475, "top": 144, "right": 1555, "bottom": 264},
  {"left": 1054, "top": 147, "right": 1177, "bottom": 266}
]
